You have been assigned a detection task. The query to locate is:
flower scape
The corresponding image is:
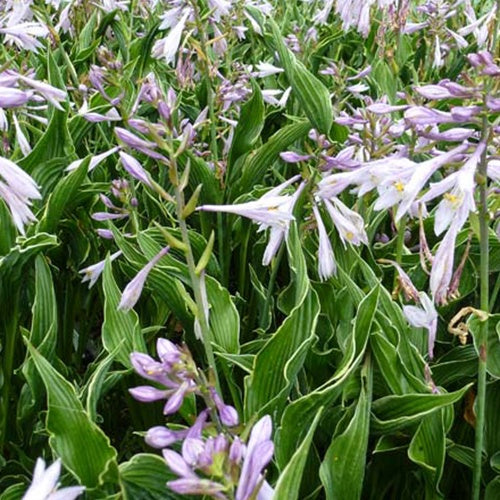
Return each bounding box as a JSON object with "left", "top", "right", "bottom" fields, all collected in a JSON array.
[{"left": 0, "top": 1, "right": 498, "bottom": 499}]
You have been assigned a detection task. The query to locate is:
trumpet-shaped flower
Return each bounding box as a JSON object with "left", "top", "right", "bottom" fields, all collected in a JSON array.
[
  {"left": 375, "top": 144, "right": 467, "bottom": 222},
  {"left": 199, "top": 175, "right": 304, "bottom": 265},
  {"left": 79, "top": 250, "right": 123, "bottom": 288},
  {"left": 22, "top": 458, "right": 84, "bottom": 500},
  {"left": 118, "top": 246, "right": 170, "bottom": 311},
  {"left": 420, "top": 143, "right": 485, "bottom": 235},
  {"left": 403, "top": 292, "right": 438, "bottom": 359},
  {"left": 323, "top": 198, "right": 368, "bottom": 247},
  {"left": 0, "top": 156, "right": 41, "bottom": 234},
  {"left": 235, "top": 415, "right": 274, "bottom": 500},
  {"left": 312, "top": 204, "right": 336, "bottom": 280}
]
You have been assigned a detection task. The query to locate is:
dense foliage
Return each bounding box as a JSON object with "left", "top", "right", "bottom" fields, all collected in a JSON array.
[{"left": 0, "top": 1, "right": 499, "bottom": 499}]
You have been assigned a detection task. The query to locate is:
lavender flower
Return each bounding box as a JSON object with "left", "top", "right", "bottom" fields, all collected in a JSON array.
[
  {"left": 235, "top": 415, "right": 274, "bottom": 500},
  {"left": 118, "top": 246, "right": 170, "bottom": 311},
  {"left": 0, "top": 86, "right": 31, "bottom": 108},
  {"left": 119, "top": 151, "right": 154, "bottom": 189},
  {"left": 0, "top": 156, "right": 41, "bottom": 234},
  {"left": 22, "top": 458, "right": 84, "bottom": 500}
]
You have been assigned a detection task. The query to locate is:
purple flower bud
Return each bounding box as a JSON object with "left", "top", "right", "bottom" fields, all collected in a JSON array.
[
  {"left": 163, "top": 449, "right": 197, "bottom": 478},
  {"left": 186, "top": 410, "right": 209, "bottom": 440},
  {"left": 279, "top": 151, "right": 312, "bottom": 163},
  {"left": 229, "top": 438, "right": 243, "bottom": 464},
  {"left": 167, "top": 478, "right": 226, "bottom": 497},
  {"left": 404, "top": 106, "right": 454, "bottom": 125},
  {"left": 367, "top": 103, "right": 409, "bottom": 114},
  {"left": 450, "top": 105, "right": 481, "bottom": 122},
  {"left": 0, "top": 87, "right": 31, "bottom": 108},
  {"left": 422, "top": 127, "right": 475, "bottom": 142},
  {"left": 163, "top": 381, "right": 189, "bottom": 414},
  {"left": 119, "top": 150, "right": 153, "bottom": 187},
  {"left": 157, "top": 338, "right": 182, "bottom": 367},
  {"left": 129, "top": 385, "right": 168, "bottom": 402},
  {"left": 96, "top": 229, "right": 114, "bottom": 239},
  {"left": 128, "top": 119, "right": 151, "bottom": 134},
  {"left": 486, "top": 96, "right": 500, "bottom": 112},
  {"left": 115, "top": 127, "right": 157, "bottom": 150},
  {"left": 414, "top": 84, "right": 452, "bottom": 100},
  {"left": 145, "top": 426, "right": 186, "bottom": 448},
  {"left": 182, "top": 438, "right": 205, "bottom": 467},
  {"left": 91, "top": 212, "right": 128, "bottom": 221},
  {"left": 213, "top": 434, "right": 228, "bottom": 454}
]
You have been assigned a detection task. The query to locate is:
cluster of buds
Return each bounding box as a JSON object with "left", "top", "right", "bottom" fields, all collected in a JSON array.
[
  {"left": 91, "top": 178, "right": 135, "bottom": 223},
  {"left": 130, "top": 339, "right": 274, "bottom": 499}
]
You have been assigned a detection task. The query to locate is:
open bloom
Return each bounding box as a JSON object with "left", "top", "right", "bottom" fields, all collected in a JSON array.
[
  {"left": 0, "top": 156, "right": 41, "bottom": 234},
  {"left": 79, "top": 250, "right": 122, "bottom": 289},
  {"left": 420, "top": 143, "right": 485, "bottom": 235},
  {"left": 403, "top": 292, "right": 438, "bottom": 359},
  {"left": 199, "top": 175, "right": 304, "bottom": 264},
  {"left": 22, "top": 458, "right": 84, "bottom": 500}
]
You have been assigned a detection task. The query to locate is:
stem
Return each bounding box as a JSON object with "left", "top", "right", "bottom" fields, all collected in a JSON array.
[
  {"left": 167, "top": 147, "right": 220, "bottom": 392},
  {"left": 393, "top": 214, "right": 407, "bottom": 289},
  {"left": 260, "top": 242, "right": 286, "bottom": 329},
  {"left": 472, "top": 134, "right": 490, "bottom": 500},
  {"left": 0, "top": 293, "right": 19, "bottom": 452}
]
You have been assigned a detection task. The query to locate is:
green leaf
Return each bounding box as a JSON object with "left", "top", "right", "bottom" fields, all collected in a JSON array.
[
  {"left": 320, "top": 369, "right": 371, "bottom": 500},
  {"left": 486, "top": 476, "right": 500, "bottom": 500},
  {"left": 102, "top": 258, "right": 147, "bottom": 367},
  {"left": 228, "top": 80, "right": 265, "bottom": 172},
  {"left": 244, "top": 225, "right": 319, "bottom": 419},
  {"left": 38, "top": 157, "right": 89, "bottom": 233},
  {"left": 119, "top": 453, "right": 182, "bottom": 499},
  {"left": 27, "top": 344, "right": 119, "bottom": 489},
  {"left": 235, "top": 121, "right": 311, "bottom": 198},
  {"left": 371, "top": 384, "right": 472, "bottom": 433},
  {"left": 276, "top": 285, "right": 379, "bottom": 467},
  {"left": 19, "top": 256, "right": 58, "bottom": 420},
  {"left": 408, "top": 410, "right": 446, "bottom": 495},
  {"left": 268, "top": 19, "right": 333, "bottom": 134},
  {"left": 469, "top": 314, "right": 500, "bottom": 379},
  {"left": 0, "top": 233, "right": 58, "bottom": 283},
  {"left": 273, "top": 408, "right": 323, "bottom": 500}
]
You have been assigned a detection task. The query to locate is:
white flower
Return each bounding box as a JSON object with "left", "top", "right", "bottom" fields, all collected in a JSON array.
[
  {"left": 403, "top": 292, "right": 438, "bottom": 358},
  {"left": 152, "top": 10, "right": 190, "bottom": 65},
  {"left": 420, "top": 143, "right": 485, "bottom": 235},
  {"left": 0, "top": 22, "right": 49, "bottom": 52},
  {"left": 22, "top": 458, "right": 84, "bottom": 500},
  {"left": 254, "top": 62, "right": 284, "bottom": 78},
  {"left": 312, "top": 204, "right": 336, "bottom": 280},
  {"left": 66, "top": 146, "right": 120, "bottom": 172},
  {"left": 12, "top": 113, "right": 31, "bottom": 156},
  {"left": 323, "top": 198, "right": 368, "bottom": 247},
  {"left": 199, "top": 175, "right": 304, "bottom": 265},
  {"left": 80, "top": 250, "right": 122, "bottom": 288}
]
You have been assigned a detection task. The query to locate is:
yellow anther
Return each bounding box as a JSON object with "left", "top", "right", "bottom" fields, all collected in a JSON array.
[
  {"left": 444, "top": 193, "right": 458, "bottom": 203},
  {"left": 394, "top": 181, "right": 405, "bottom": 192}
]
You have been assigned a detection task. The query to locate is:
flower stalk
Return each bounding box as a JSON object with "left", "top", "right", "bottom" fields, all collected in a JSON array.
[
  {"left": 164, "top": 140, "right": 220, "bottom": 392},
  {"left": 472, "top": 5, "right": 499, "bottom": 489}
]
